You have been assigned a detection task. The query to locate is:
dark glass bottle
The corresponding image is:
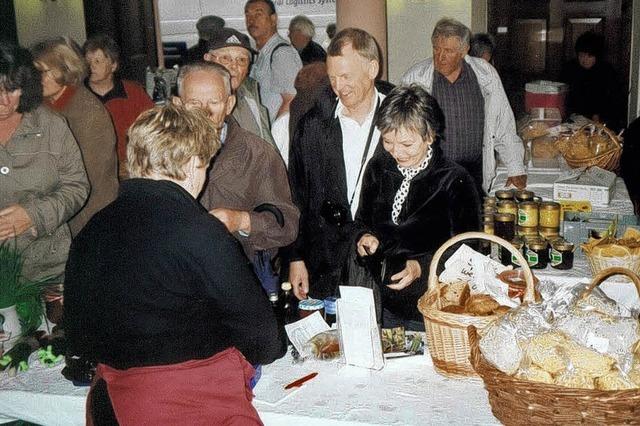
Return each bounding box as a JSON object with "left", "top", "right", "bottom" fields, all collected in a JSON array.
[{"left": 279, "top": 282, "right": 298, "bottom": 325}]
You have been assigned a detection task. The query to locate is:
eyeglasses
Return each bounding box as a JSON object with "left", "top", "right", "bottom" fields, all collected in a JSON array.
[
  {"left": 184, "top": 99, "right": 223, "bottom": 110},
  {"left": 211, "top": 54, "right": 250, "bottom": 67}
]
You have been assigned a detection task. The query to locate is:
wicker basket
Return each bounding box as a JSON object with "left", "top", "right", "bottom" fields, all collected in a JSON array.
[
  {"left": 469, "top": 267, "right": 640, "bottom": 425},
  {"left": 558, "top": 123, "right": 622, "bottom": 172},
  {"left": 417, "top": 232, "right": 535, "bottom": 378},
  {"left": 585, "top": 251, "right": 640, "bottom": 281}
]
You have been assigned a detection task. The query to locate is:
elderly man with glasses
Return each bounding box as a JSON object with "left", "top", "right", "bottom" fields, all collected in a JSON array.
[
  {"left": 203, "top": 27, "right": 277, "bottom": 149},
  {"left": 174, "top": 62, "right": 298, "bottom": 295}
]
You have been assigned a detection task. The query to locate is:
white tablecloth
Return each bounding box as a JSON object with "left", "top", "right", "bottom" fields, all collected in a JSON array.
[
  {"left": 0, "top": 346, "right": 501, "bottom": 426},
  {"left": 490, "top": 164, "right": 634, "bottom": 216}
]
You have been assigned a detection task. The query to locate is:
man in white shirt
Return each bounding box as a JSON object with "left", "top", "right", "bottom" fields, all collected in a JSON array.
[{"left": 287, "top": 28, "right": 388, "bottom": 300}]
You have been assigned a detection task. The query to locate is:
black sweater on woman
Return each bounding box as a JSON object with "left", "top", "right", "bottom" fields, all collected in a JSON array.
[
  {"left": 355, "top": 145, "right": 481, "bottom": 321},
  {"left": 64, "top": 178, "right": 286, "bottom": 369}
]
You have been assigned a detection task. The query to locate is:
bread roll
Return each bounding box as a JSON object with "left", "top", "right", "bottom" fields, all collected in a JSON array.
[
  {"left": 441, "top": 304, "right": 465, "bottom": 314},
  {"left": 595, "top": 370, "right": 637, "bottom": 390},
  {"left": 439, "top": 281, "right": 470, "bottom": 307},
  {"left": 465, "top": 294, "right": 500, "bottom": 316}
]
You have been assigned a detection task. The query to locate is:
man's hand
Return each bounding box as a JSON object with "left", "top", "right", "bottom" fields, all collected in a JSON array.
[
  {"left": 506, "top": 174, "right": 527, "bottom": 190},
  {"left": 210, "top": 208, "right": 251, "bottom": 234},
  {"left": 387, "top": 260, "right": 421, "bottom": 291},
  {"left": 289, "top": 260, "right": 309, "bottom": 300},
  {"left": 356, "top": 233, "right": 379, "bottom": 257},
  {"left": 0, "top": 204, "right": 34, "bottom": 240}
]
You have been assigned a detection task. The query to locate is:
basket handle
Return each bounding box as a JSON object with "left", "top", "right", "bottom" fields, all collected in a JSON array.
[
  {"left": 576, "top": 123, "right": 621, "bottom": 150},
  {"left": 426, "top": 231, "right": 536, "bottom": 303},
  {"left": 579, "top": 267, "right": 640, "bottom": 301}
]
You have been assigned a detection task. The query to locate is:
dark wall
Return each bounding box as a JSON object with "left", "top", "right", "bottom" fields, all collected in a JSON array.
[
  {"left": 0, "top": 0, "right": 18, "bottom": 44},
  {"left": 83, "top": 0, "right": 158, "bottom": 83}
]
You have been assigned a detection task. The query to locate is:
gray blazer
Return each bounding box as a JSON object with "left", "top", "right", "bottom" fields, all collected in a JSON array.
[{"left": 232, "top": 77, "right": 277, "bottom": 150}]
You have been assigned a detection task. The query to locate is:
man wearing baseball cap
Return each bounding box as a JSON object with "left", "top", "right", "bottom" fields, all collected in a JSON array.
[{"left": 204, "top": 27, "right": 276, "bottom": 148}]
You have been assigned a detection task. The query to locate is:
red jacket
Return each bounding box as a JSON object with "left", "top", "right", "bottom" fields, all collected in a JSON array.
[{"left": 87, "top": 79, "right": 154, "bottom": 169}]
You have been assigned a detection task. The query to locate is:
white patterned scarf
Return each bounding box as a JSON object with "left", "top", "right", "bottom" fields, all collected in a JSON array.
[{"left": 391, "top": 147, "right": 433, "bottom": 225}]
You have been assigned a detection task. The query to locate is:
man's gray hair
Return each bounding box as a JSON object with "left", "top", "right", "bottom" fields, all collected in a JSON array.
[
  {"left": 289, "top": 15, "right": 315, "bottom": 39},
  {"left": 431, "top": 17, "right": 471, "bottom": 50},
  {"left": 177, "top": 62, "right": 233, "bottom": 97}
]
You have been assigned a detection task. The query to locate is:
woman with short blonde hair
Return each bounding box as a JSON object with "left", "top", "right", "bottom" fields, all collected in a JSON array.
[
  {"left": 127, "top": 103, "right": 219, "bottom": 180},
  {"left": 65, "top": 103, "right": 285, "bottom": 425}
]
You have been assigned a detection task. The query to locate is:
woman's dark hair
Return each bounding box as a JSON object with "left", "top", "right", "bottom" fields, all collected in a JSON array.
[
  {"left": 376, "top": 84, "right": 445, "bottom": 144},
  {"left": 575, "top": 31, "right": 605, "bottom": 59},
  {"left": 0, "top": 41, "right": 43, "bottom": 113},
  {"left": 83, "top": 34, "right": 120, "bottom": 65},
  {"left": 470, "top": 33, "right": 495, "bottom": 59}
]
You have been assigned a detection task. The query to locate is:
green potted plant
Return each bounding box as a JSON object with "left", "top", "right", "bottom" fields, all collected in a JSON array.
[{"left": 0, "top": 239, "right": 50, "bottom": 352}]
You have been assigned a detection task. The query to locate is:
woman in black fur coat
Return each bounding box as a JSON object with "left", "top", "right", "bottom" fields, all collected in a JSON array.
[{"left": 355, "top": 84, "right": 481, "bottom": 329}]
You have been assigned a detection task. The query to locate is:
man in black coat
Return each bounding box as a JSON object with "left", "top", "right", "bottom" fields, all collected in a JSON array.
[{"left": 287, "top": 28, "right": 391, "bottom": 300}]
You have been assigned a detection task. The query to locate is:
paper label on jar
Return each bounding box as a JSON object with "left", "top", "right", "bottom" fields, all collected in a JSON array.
[
  {"left": 525, "top": 249, "right": 538, "bottom": 266},
  {"left": 511, "top": 254, "right": 521, "bottom": 266},
  {"left": 518, "top": 209, "right": 528, "bottom": 225},
  {"left": 550, "top": 249, "right": 563, "bottom": 266}
]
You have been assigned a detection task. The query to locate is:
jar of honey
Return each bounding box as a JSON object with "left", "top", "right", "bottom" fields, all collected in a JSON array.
[
  {"left": 509, "top": 237, "right": 525, "bottom": 267},
  {"left": 518, "top": 201, "right": 539, "bottom": 227},
  {"left": 539, "top": 202, "right": 561, "bottom": 228},
  {"left": 484, "top": 196, "right": 497, "bottom": 206},
  {"left": 298, "top": 298, "right": 325, "bottom": 319},
  {"left": 494, "top": 213, "right": 516, "bottom": 242},
  {"left": 497, "top": 200, "right": 518, "bottom": 216},
  {"left": 526, "top": 240, "right": 548, "bottom": 269},
  {"left": 483, "top": 205, "right": 497, "bottom": 215},
  {"left": 550, "top": 241, "right": 575, "bottom": 270},
  {"left": 495, "top": 189, "right": 514, "bottom": 201},
  {"left": 515, "top": 190, "right": 535, "bottom": 203},
  {"left": 539, "top": 226, "right": 560, "bottom": 240}
]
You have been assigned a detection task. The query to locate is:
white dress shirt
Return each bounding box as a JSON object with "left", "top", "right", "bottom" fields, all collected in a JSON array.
[{"left": 335, "top": 89, "right": 385, "bottom": 217}]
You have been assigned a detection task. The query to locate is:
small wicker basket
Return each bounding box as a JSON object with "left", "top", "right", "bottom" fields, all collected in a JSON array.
[
  {"left": 557, "top": 123, "right": 622, "bottom": 172},
  {"left": 585, "top": 251, "right": 640, "bottom": 281},
  {"left": 469, "top": 267, "right": 640, "bottom": 426},
  {"left": 417, "top": 232, "right": 535, "bottom": 378}
]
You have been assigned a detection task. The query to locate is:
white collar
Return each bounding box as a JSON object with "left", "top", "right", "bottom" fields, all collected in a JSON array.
[{"left": 334, "top": 88, "right": 381, "bottom": 122}]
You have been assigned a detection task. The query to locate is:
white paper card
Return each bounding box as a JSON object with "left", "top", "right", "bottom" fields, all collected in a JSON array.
[
  {"left": 284, "top": 312, "right": 330, "bottom": 358},
  {"left": 337, "top": 286, "right": 384, "bottom": 370}
]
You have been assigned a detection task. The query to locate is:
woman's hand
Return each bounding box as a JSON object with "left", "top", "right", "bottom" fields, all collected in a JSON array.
[
  {"left": 387, "top": 260, "right": 422, "bottom": 291},
  {"left": 0, "top": 204, "right": 34, "bottom": 240},
  {"left": 357, "top": 233, "right": 379, "bottom": 257},
  {"left": 289, "top": 260, "right": 309, "bottom": 300}
]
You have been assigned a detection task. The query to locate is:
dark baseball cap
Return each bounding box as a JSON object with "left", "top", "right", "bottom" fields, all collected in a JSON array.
[{"left": 206, "top": 28, "right": 257, "bottom": 55}]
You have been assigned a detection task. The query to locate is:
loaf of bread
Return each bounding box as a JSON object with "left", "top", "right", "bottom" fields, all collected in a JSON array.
[
  {"left": 595, "top": 370, "right": 637, "bottom": 390},
  {"left": 515, "top": 365, "right": 554, "bottom": 384},
  {"left": 554, "top": 368, "right": 595, "bottom": 389},
  {"left": 526, "top": 332, "right": 568, "bottom": 375},
  {"left": 465, "top": 294, "right": 500, "bottom": 316}
]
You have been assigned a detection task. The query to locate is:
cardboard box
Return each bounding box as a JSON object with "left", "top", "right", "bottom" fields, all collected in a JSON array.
[
  {"left": 553, "top": 167, "right": 617, "bottom": 206},
  {"left": 561, "top": 212, "right": 640, "bottom": 245}
]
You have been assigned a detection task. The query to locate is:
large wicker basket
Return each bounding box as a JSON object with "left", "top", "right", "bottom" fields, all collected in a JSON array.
[
  {"left": 417, "top": 232, "right": 535, "bottom": 378},
  {"left": 557, "top": 123, "right": 622, "bottom": 172},
  {"left": 469, "top": 267, "right": 640, "bottom": 425}
]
